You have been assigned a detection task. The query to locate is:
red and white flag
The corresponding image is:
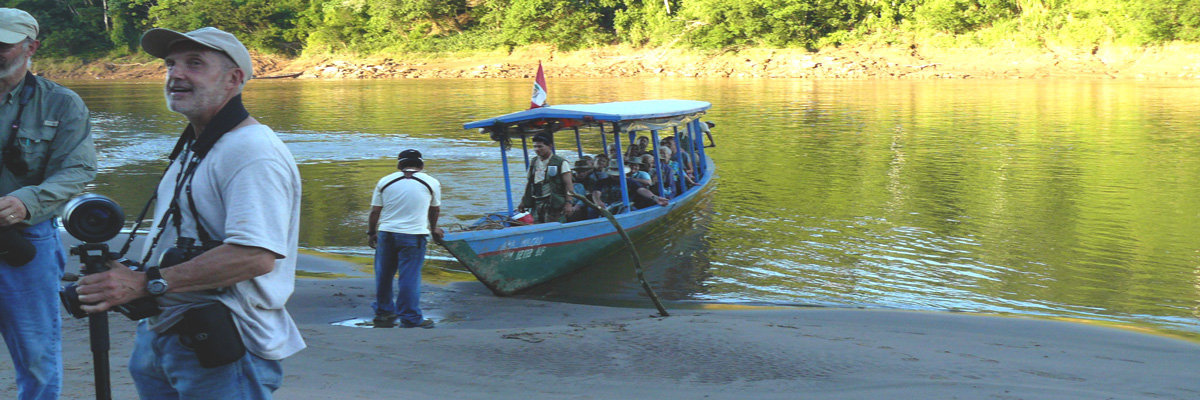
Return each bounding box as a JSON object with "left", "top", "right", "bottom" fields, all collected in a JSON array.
[{"left": 530, "top": 61, "right": 547, "bottom": 109}]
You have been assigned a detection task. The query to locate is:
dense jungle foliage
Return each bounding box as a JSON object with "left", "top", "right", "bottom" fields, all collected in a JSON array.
[{"left": 11, "top": 0, "right": 1200, "bottom": 58}]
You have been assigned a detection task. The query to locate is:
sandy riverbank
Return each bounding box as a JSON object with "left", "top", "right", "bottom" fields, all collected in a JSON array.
[
  {"left": 37, "top": 43, "right": 1200, "bottom": 81},
  {"left": 2, "top": 251, "right": 1198, "bottom": 399}
]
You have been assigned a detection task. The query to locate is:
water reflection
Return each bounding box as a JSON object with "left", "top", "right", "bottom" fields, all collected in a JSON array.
[{"left": 68, "top": 78, "right": 1200, "bottom": 336}]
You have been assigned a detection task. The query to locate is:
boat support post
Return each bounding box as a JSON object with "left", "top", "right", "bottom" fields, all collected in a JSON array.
[
  {"left": 500, "top": 138, "right": 515, "bottom": 216},
  {"left": 612, "top": 123, "right": 632, "bottom": 211},
  {"left": 696, "top": 120, "right": 710, "bottom": 177},
  {"left": 520, "top": 135, "right": 530, "bottom": 171},
  {"left": 570, "top": 193, "right": 669, "bottom": 317},
  {"left": 599, "top": 124, "right": 609, "bottom": 156},
  {"left": 650, "top": 129, "right": 666, "bottom": 198},
  {"left": 573, "top": 126, "right": 584, "bottom": 158},
  {"left": 671, "top": 127, "right": 687, "bottom": 194},
  {"left": 687, "top": 121, "right": 704, "bottom": 181}
]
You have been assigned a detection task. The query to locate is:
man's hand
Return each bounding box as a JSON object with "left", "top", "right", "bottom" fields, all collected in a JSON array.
[
  {"left": 74, "top": 259, "right": 148, "bottom": 314},
  {"left": 368, "top": 232, "right": 378, "bottom": 249},
  {"left": 0, "top": 196, "right": 28, "bottom": 227},
  {"left": 431, "top": 227, "right": 445, "bottom": 244}
]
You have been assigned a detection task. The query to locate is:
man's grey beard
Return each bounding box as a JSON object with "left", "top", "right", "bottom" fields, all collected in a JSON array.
[{"left": 0, "top": 53, "right": 29, "bottom": 80}]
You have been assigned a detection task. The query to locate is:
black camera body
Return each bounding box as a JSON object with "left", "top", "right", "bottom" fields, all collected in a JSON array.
[
  {"left": 61, "top": 253, "right": 160, "bottom": 320},
  {"left": 59, "top": 194, "right": 161, "bottom": 321},
  {"left": 159, "top": 237, "right": 220, "bottom": 269},
  {"left": 0, "top": 225, "right": 35, "bottom": 266}
]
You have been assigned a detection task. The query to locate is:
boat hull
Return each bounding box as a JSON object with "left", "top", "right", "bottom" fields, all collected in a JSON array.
[{"left": 440, "top": 158, "right": 714, "bottom": 296}]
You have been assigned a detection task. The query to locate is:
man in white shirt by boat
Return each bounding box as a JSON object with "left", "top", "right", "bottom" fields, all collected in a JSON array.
[{"left": 368, "top": 149, "right": 442, "bottom": 328}]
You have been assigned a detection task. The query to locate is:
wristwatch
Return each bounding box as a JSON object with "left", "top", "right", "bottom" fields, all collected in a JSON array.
[{"left": 145, "top": 267, "right": 168, "bottom": 296}]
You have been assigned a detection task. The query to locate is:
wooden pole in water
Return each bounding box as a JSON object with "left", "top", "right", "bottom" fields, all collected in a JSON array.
[{"left": 569, "top": 193, "right": 669, "bottom": 316}]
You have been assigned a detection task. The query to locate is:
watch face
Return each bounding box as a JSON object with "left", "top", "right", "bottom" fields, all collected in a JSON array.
[{"left": 148, "top": 280, "right": 168, "bottom": 295}]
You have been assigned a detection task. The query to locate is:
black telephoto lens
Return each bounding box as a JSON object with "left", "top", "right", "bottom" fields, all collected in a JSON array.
[{"left": 62, "top": 194, "right": 125, "bottom": 244}]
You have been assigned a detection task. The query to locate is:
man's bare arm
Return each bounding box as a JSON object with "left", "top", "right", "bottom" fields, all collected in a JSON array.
[{"left": 75, "top": 243, "right": 275, "bottom": 313}]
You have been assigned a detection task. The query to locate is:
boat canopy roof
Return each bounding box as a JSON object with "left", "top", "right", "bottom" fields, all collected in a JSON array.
[{"left": 464, "top": 99, "right": 711, "bottom": 135}]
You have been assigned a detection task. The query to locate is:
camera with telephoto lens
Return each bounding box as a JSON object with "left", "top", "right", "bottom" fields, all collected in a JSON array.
[{"left": 59, "top": 194, "right": 161, "bottom": 320}]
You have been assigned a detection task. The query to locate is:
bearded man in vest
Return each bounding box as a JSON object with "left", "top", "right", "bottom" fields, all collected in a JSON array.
[{"left": 518, "top": 132, "right": 574, "bottom": 223}]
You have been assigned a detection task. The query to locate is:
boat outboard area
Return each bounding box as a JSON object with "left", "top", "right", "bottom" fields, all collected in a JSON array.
[{"left": 438, "top": 99, "right": 718, "bottom": 296}]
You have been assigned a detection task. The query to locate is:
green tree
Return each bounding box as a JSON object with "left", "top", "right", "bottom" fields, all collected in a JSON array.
[
  {"left": 5, "top": 0, "right": 112, "bottom": 56},
  {"left": 144, "top": 0, "right": 307, "bottom": 54},
  {"left": 300, "top": 0, "right": 468, "bottom": 53},
  {"left": 914, "top": 0, "right": 1019, "bottom": 34},
  {"left": 478, "top": 0, "right": 614, "bottom": 50},
  {"left": 108, "top": 0, "right": 154, "bottom": 52},
  {"left": 679, "top": 0, "right": 872, "bottom": 49},
  {"left": 613, "top": 0, "right": 684, "bottom": 46}
]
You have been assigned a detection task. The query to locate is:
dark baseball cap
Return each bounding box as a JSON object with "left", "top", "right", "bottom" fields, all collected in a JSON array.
[{"left": 397, "top": 149, "right": 424, "bottom": 171}]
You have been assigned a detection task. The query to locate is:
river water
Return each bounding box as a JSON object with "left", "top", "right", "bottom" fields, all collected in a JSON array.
[{"left": 70, "top": 78, "right": 1200, "bottom": 337}]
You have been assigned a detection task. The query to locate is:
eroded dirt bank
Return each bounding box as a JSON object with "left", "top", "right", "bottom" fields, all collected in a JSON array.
[{"left": 37, "top": 44, "right": 1200, "bottom": 81}]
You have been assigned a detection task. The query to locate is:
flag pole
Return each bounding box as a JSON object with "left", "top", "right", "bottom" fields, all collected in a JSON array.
[{"left": 530, "top": 61, "right": 548, "bottom": 109}]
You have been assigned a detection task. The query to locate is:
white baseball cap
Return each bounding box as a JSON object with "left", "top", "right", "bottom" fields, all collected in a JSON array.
[
  {"left": 0, "top": 8, "right": 37, "bottom": 44},
  {"left": 140, "top": 27, "right": 254, "bottom": 81}
]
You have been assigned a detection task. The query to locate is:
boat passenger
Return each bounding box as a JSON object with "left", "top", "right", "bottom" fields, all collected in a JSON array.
[
  {"left": 586, "top": 154, "right": 610, "bottom": 191},
  {"left": 636, "top": 135, "right": 651, "bottom": 151},
  {"left": 625, "top": 136, "right": 651, "bottom": 159},
  {"left": 626, "top": 157, "right": 652, "bottom": 186},
  {"left": 639, "top": 154, "right": 657, "bottom": 183},
  {"left": 518, "top": 132, "right": 575, "bottom": 223},
  {"left": 660, "top": 146, "right": 695, "bottom": 196},
  {"left": 652, "top": 148, "right": 674, "bottom": 197},
  {"left": 592, "top": 160, "right": 668, "bottom": 213},
  {"left": 593, "top": 153, "right": 609, "bottom": 172},
  {"left": 638, "top": 153, "right": 657, "bottom": 192},
  {"left": 661, "top": 136, "right": 693, "bottom": 180},
  {"left": 566, "top": 157, "right": 599, "bottom": 222},
  {"left": 622, "top": 143, "right": 638, "bottom": 160}
]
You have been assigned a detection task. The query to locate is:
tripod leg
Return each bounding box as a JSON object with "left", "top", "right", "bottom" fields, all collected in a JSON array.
[{"left": 88, "top": 313, "right": 112, "bottom": 400}]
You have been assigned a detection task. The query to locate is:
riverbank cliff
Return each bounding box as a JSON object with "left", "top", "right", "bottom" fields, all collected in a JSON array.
[{"left": 36, "top": 44, "right": 1200, "bottom": 81}]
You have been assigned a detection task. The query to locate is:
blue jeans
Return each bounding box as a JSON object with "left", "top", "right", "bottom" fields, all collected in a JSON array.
[
  {"left": 129, "top": 322, "right": 282, "bottom": 399},
  {"left": 372, "top": 232, "right": 427, "bottom": 324},
  {"left": 0, "top": 220, "right": 64, "bottom": 400}
]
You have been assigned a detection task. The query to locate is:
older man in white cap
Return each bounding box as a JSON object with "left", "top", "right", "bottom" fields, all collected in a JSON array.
[
  {"left": 0, "top": 8, "right": 95, "bottom": 400},
  {"left": 74, "top": 26, "right": 303, "bottom": 399}
]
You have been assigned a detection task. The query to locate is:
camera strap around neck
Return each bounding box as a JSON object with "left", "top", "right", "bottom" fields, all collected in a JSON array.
[
  {"left": 168, "top": 151, "right": 210, "bottom": 240},
  {"left": 0, "top": 71, "right": 38, "bottom": 179},
  {"left": 131, "top": 96, "right": 249, "bottom": 265}
]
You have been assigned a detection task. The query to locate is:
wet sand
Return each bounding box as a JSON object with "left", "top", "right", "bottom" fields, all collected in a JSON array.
[{"left": 5, "top": 259, "right": 1200, "bottom": 399}]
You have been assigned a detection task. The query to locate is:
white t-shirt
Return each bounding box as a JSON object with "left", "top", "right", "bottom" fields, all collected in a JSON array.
[
  {"left": 140, "top": 123, "right": 305, "bottom": 361},
  {"left": 371, "top": 171, "right": 441, "bottom": 235}
]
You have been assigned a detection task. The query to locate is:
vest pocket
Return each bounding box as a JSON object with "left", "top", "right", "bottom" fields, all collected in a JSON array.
[{"left": 12, "top": 125, "right": 53, "bottom": 177}]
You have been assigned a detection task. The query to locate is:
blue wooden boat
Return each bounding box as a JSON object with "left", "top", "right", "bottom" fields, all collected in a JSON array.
[{"left": 440, "top": 99, "right": 716, "bottom": 296}]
